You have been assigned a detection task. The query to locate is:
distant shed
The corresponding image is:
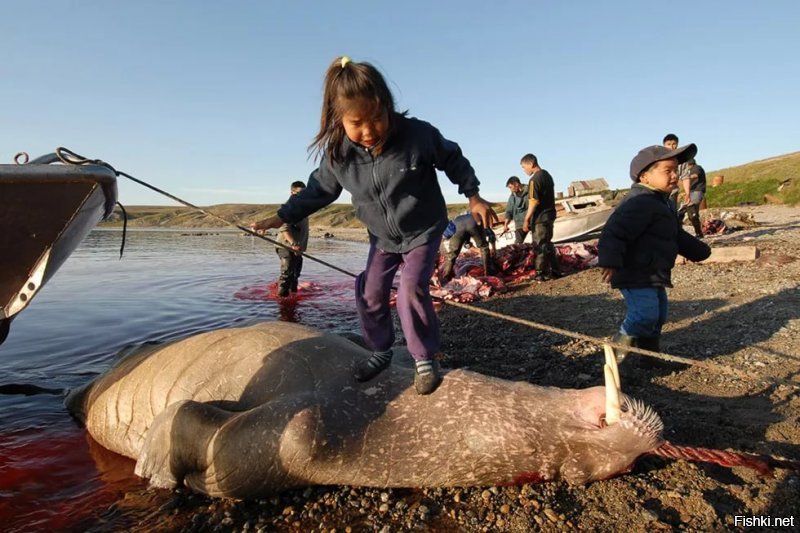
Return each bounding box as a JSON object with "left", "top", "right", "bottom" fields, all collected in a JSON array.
[{"left": 567, "top": 178, "right": 609, "bottom": 197}]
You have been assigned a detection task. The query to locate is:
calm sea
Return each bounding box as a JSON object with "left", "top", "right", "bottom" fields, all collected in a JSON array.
[{"left": 0, "top": 229, "right": 369, "bottom": 531}]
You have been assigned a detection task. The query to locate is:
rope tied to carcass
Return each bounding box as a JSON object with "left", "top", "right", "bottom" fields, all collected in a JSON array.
[{"left": 647, "top": 441, "right": 800, "bottom": 477}]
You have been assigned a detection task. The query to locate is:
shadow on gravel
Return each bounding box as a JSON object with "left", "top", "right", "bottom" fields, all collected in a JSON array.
[
  {"left": 666, "top": 285, "right": 800, "bottom": 368},
  {"left": 439, "top": 284, "right": 800, "bottom": 476}
]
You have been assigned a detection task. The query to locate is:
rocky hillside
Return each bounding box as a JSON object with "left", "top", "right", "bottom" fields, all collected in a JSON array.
[
  {"left": 102, "top": 202, "right": 481, "bottom": 229},
  {"left": 102, "top": 150, "right": 798, "bottom": 229}
]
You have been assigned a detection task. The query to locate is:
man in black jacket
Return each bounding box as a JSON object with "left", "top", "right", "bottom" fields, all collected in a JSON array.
[
  {"left": 520, "top": 154, "right": 561, "bottom": 281},
  {"left": 598, "top": 144, "right": 710, "bottom": 367}
]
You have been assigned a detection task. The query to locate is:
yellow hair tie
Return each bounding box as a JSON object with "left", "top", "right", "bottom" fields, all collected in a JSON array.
[{"left": 340, "top": 56, "right": 351, "bottom": 69}]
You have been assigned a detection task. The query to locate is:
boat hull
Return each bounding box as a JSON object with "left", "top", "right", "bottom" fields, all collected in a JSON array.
[
  {"left": 495, "top": 195, "right": 613, "bottom": 249},
  {"left": 0, "top": 160, "right": 117, "bottom": 343}
]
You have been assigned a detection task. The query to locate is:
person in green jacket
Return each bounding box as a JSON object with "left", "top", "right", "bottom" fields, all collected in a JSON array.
[{"left": 501, "top": 176, "right": 529, "bottom": 243}]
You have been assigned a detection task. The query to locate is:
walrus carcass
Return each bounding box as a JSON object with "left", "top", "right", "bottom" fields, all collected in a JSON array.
[{"left": 65, "top": 321, "right": 664, "bottom": 499}]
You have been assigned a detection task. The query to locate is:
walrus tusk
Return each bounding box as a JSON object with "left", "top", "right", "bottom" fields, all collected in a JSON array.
[
  {"left": 604, "top": 344, "right": 621, "bottom": 393},
  {"left": 603, "top": 344, "right": 621, "bottom": 425},
  {"left": 604, "top": 365, "right": 621, "bottom": 425}
]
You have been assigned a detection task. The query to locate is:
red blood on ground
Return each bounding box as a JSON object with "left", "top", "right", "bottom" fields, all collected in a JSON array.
[{"left": 501, "top": 471, "right": 546, "bottom": 486}]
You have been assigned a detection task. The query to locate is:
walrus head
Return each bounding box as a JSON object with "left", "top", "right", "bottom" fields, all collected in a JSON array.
[{"left": 552, "top": 347, "right": 664, "bottom": 484}]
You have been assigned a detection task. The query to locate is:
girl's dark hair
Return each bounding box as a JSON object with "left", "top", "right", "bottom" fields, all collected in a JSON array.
[{"left": 309, "top": 57, "right": 398, "bottom": 163}]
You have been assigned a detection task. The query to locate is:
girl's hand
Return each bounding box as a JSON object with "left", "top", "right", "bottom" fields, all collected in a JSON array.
[
  {"left": 601, "top": 267, "right": 616, "bottom": 284},
  {"left": 468, "top": 194, "right": 499, "bottom": 228},
  {"left": 250, "top": 214, "right": 283, "bottom": 232}
]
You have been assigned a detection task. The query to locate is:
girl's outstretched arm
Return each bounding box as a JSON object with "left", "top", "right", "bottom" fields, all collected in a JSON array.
[
  {"left": 250, "top": 214, "right": 283, "bottom": 232},
  {"left": 252, "top": 161, "right": 343, "bottom": 231},
  {"left": 468, "top": 193, "right": 499, "bottom": 228},
  {"left": 278, "top": 162, "right": 343, "bottom": 223}
]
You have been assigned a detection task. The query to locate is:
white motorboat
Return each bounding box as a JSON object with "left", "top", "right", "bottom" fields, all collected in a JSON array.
[{"left": 495, "top": 194, "right": 614, "bottom": 249}]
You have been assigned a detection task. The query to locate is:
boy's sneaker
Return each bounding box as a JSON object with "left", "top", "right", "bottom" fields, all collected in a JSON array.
[
  {"left": 414, "top": 360, "right": 442, "bottom": 395},
  {"left": 354, "top": 350, "right": 393, "bottom": 382}
]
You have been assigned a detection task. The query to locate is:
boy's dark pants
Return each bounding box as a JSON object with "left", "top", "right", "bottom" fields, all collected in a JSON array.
[
  {"left": 616, "top": 287, "right": 668, "bottom": 368},
  {"left": 276, "top": 248, "right": 303, "bottom": 294},
  {"left": 619, "top": 287, "right": 668, "bottom": 338},
  {"left": 355, "top": 238, "right": 440, "bottom": 362},
  {"left": 514, "top": 228, "right": 528, "bottom": 244},
  {"left": 532, "top": 221, "right": 560, "bottom": 275}
]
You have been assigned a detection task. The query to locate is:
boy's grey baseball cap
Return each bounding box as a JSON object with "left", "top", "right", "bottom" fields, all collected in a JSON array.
[{"left": 630, "top": 143, "right": 697, "bottom": 181}]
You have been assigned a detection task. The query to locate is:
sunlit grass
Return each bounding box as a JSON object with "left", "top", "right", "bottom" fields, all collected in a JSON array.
[
  {"left": 705, "top": 151, "right": 799, "bottom": 206},
  {"left": 705, "top": 179, "right": 782, "bottom": 207}
]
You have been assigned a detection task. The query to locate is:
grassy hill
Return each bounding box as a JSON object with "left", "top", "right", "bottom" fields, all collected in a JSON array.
[
  {"left": 103, "top": 201, "right": 487, "bottom": 230},
  {"left": 104, "top": 203, "right": 367, "bottom": 229},
  {"left": 704, "top": 151, "right": 800, "bottom": 207},
  {"left": 102, "top": 151, "right": 798, "bottom": 229}
]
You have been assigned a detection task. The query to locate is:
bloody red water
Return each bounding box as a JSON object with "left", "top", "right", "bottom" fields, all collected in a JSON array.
[
  {"left": 0, "top": 427, "right": 147, "bottom": 531},
  {"left": 233, "top": 280, "right": 327, "bottom": 301}
]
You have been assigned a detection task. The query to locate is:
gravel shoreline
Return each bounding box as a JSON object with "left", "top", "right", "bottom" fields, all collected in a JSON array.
[{"left": 88, "top": 205, "right": 800, "bottom": 532}]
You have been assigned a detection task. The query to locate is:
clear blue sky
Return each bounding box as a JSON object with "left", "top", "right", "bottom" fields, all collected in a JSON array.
[{"left": 2, "top": 1, "right": 798, "bottom": 206}]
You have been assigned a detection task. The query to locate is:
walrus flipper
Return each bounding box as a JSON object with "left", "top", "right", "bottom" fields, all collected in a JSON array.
[{"left": 136, "top": 400, "right": 234, "bottom": 489}]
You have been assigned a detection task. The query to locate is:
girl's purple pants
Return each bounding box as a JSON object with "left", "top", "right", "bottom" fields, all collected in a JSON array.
[{"left": 354, "top": 237, "right": 441, "bottom": 362}]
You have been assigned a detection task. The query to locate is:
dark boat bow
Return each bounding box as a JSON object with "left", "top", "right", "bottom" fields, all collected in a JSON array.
[{"left": 0, "top": 152, "right": 118, "bottom": 345}]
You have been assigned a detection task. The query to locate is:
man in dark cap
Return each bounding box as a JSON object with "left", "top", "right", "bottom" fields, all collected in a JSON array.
[
  {"left": 275, "top": 181, "right": 309, "bottom": 297},
  {"left": 598, "top": 144, "right": 710, "bottom": 369}
]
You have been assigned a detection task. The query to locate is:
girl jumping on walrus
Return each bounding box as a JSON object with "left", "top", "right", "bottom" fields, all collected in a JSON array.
[{"left": 251, "top": 56, "right": 498, "bottom": 394}]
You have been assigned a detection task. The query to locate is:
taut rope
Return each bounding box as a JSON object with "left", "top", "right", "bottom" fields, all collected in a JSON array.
[
  {"left": 647, "top": 441, "right": 800, "bottom": 476},
  {"left": 53, "top": 147, "right": 800, "bottom": 390},
  {"left": 54, "top": 148, "right": 357, "bottom": 279}
]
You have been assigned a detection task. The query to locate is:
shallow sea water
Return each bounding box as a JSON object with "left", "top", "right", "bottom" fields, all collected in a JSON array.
[{"left": 0, "top": 229, "right": 368, "bottom": 531}]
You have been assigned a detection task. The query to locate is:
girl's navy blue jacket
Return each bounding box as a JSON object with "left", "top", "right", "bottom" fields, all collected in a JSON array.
[
  {"left": 598, "top": 184, "right": 711, "bottom": 288},
  {"left": 278, "top": 114, "right": 481, "bottom": 254}
]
